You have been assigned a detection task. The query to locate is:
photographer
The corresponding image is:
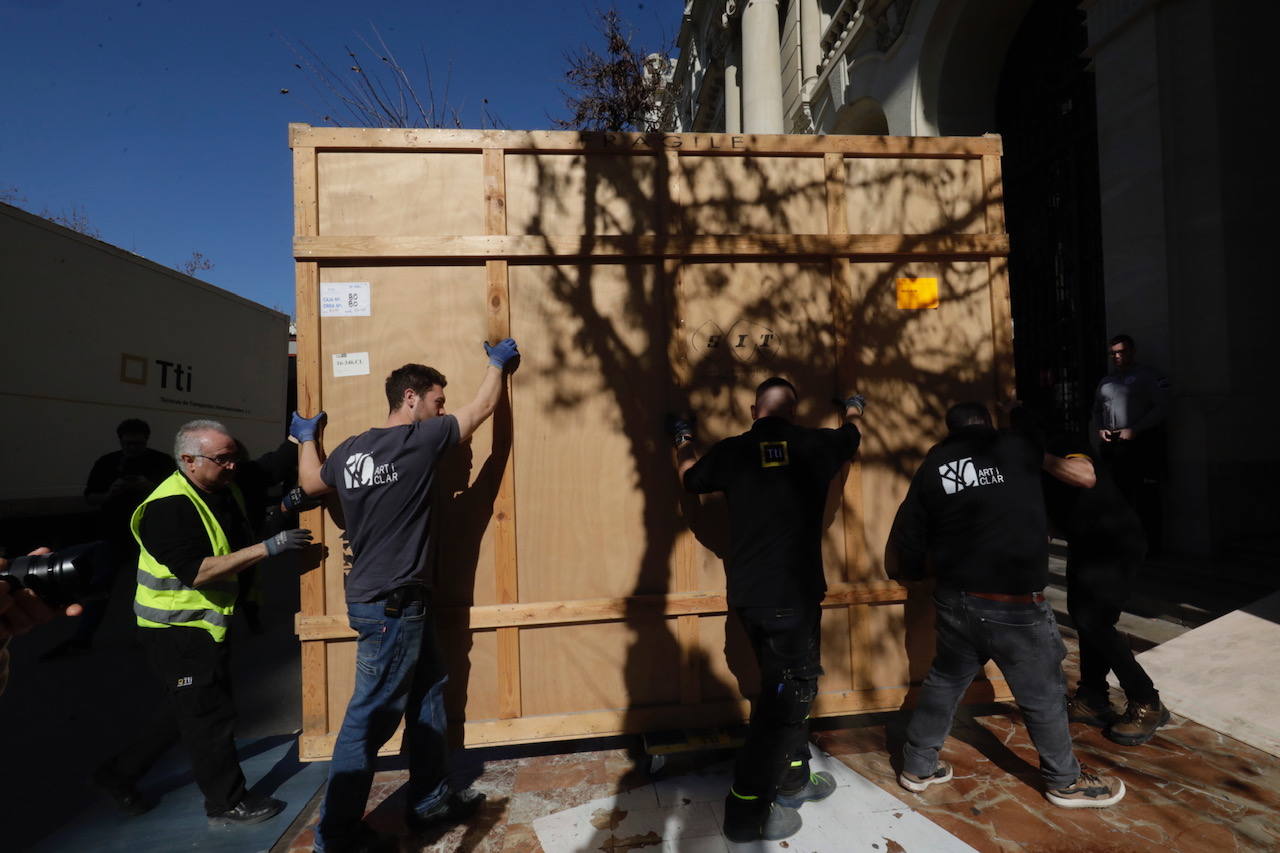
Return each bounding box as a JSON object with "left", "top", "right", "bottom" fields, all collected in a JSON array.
[{"left": 0, "top": 548, "right": 85, "bottom": 696}]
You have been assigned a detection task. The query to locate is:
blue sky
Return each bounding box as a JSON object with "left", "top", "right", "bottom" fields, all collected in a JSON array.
[{"left": 1, "top": 0, "right": 675, "bottom": 314}]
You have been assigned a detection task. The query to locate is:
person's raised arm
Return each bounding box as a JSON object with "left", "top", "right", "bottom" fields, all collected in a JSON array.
[
  {"left": 453, "top": 338, "right": 519, "bottom": 441},
  {"left": 289, "top": 411, "right": 333, "bottom": 497},
  {"left": 1043, "top": 453, "right": 1096, "bottom": 488}
]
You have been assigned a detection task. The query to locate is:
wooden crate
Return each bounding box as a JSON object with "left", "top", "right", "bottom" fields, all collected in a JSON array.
[{"left": 290, "top": 126, "right": 1015, "bottom": 761}]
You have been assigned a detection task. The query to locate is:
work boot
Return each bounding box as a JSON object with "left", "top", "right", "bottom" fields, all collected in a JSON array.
[
  {"left": 1105, "top": 699, "right": 1171, "bottom": 746},
  {"left": 722, "top": 798, "right": 802, "bottom": 844},
  {"left": 1045, "top": 768, "right": 1126, "bottom": 808},
  {"left": 208, "top": 794, "right": 285, "bottom": 825},
  {"left": 1066, "top": 690, "right": 1115, "bottom": 727},
  {"left": 898, "top": 760, "right": 953, "bottom": 793},
  {"left": 775, "top": 770, "right": 836, "bottom": 808}
]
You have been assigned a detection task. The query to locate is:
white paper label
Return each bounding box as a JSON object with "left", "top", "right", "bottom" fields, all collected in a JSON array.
[
  {"left": 332, "top": 352, "right": 370, "bottom": 377},
  {"left": 320, "top": 281, "right": 371, "bottom": 317}
]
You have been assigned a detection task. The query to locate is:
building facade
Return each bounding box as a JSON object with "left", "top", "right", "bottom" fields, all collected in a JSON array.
[{"left": 667, "top": 0, "right": 1279, "bottom": 555}]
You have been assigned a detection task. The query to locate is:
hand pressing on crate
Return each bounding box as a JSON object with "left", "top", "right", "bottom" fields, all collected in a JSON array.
[{"left": 484, "top": 338, "right": 520, "bottom": 372}]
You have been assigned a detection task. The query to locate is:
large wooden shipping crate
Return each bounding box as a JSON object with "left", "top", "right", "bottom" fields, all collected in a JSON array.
[{"left": 291, "top": 125, "right": 1015, "bottom": 761}]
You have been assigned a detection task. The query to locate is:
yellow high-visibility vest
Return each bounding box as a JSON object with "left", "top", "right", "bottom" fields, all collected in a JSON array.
[{"left": 130, "top": 471, "right": 245, "bottom": 643}]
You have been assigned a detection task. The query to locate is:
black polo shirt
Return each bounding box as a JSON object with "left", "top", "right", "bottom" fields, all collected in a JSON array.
[
  {"left": 683, "top": 417, "right": 861, "bottom": 608},
  {"left": 889, "top": 426, "right": 1047, "bottom": 594},
  {"left": 137, "top": 474, "right": 255, "bottom": 588}
]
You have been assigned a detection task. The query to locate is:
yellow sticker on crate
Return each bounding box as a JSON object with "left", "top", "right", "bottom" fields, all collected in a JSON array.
[{"left": 896, "top": 277, "right": 939, "bottom": 310}]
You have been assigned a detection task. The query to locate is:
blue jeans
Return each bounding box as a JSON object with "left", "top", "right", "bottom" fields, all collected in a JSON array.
[
  {"left": 316, "top": 598, "right": 450, "bottom": 850},
  {"left": 902, "top": 588, "right": 1079, "bottom": 789}
]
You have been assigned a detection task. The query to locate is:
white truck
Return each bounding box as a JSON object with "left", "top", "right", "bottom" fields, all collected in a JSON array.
[{"left": 0, "top": 202, "right": 289, "bottom": 520}]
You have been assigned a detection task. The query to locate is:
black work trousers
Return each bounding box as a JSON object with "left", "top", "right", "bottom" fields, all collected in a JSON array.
[
  {"left": 104, "top": 627, "right": 247, "bottom": 814},
  {"left": 1067, "top": 545, "right": 1158, "bottom": 706},
  {"left": 729, "top": 602, "right": 822, "bottom": 813}
]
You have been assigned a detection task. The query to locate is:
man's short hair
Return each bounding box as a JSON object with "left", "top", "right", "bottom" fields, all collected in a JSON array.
[
  {"left": 385, "top": 363, "right": 447, "bottom": 412},
  {"left": 755, "top": 376, "right": 797, "bottom": 401},
  {"left": 945, "top": 402, "right": 992, "bottom": 432},
  {"left": 173, "top": 419, "right": 230, "bottom": 463},
  {"left": 1108, "top": 333, "right": 1135, "bottom": 350},
  {"left": 117, "top": 418, "right": 150, "bottom": 438}
]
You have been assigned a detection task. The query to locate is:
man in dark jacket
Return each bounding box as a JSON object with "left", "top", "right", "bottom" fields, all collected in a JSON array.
[
  {"left": 1039, "top": 430, "right": 1168, "bottom": 745},
  {"left": 887, "top": 402, "right": 1125, "bottom": 809},
  {"left": 677, "top": 377, "right": 863, "bottom": 843}
]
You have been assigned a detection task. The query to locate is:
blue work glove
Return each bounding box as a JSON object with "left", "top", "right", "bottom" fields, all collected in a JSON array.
[
  {"left": 289, "top": 410, "right": 326, "bottom": 443},
  {"left": 281, "top": 486, "right": 321, "bottom": 514},
  {"left": 263, "top": 528, "right": 313, "bottom": 557},
  {"left": 484, "top": 338, "right": 520, "bottom": 370}
]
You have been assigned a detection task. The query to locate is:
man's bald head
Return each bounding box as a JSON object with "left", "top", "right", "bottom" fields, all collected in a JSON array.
[{"left": 752, "top": 377, "right": 798, "bottom": 421}]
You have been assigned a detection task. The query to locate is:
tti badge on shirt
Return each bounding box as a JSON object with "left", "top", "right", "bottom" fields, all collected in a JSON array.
[
  {"left": 759, "top": 441, "right": 790, "bottom": 468},
  {"left": 343, "top": 452, "right": 400, "bottom": 489},
  {"left": 938, "top": 456, "right": 1004, "bottom": 494}
]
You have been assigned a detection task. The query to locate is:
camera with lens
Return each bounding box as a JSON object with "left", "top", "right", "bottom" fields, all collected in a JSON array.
[{"left": 0, "top": 542, "right": 107, "bottom": 609}]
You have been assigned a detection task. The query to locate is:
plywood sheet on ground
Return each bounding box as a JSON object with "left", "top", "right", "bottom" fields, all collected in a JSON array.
[{"left": 1128, "top": 590, "right": 1280, "bottom": 758}]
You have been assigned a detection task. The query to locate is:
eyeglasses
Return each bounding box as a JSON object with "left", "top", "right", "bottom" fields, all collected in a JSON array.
[{"left": 190, "top": 453, "right": 239, "bottom": 467}]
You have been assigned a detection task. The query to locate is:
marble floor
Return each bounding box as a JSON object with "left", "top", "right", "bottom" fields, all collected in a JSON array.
[{"left": 279, "top": 636, "right": 1280, "bottom": 852}]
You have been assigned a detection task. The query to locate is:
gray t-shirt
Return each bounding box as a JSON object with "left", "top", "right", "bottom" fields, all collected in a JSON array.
[{"left": 320, "top": 416, "right": 460, "bottom": 603}]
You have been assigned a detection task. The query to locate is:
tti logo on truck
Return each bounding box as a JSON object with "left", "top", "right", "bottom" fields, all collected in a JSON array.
[{"left": 119, "top": 353, "right": 195, "bottom": 392}]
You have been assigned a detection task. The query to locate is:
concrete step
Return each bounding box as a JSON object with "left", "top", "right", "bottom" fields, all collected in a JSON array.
[{"left": 1044, "top": 543, "right": 1279, "bottom": 650}]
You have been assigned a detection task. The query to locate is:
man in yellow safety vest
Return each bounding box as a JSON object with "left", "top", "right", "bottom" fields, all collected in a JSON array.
[{"left": 91, "top": 419, "right": 313, "bottom": 825}]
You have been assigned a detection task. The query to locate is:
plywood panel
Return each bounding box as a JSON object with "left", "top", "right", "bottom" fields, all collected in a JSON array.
[
  {"left": 519, "top": 621, "right": 681, "bottom": 715},
  {"left": 442, "top": 623, "right": 501, "bottom": 722},
  {"left": 317, "top": 152, "right": 485, "bottom": 236},
  {"left": 505, "top": 154, "right": 660, "bottom": 236},
  {"left": 681, "top": 156, "right": 827, "bottom": 235},
  {"left": 507, "top": 263, "right": 682, "bottom": 601},
  {"left": 845, "top": 158, "right": 985, "bottom": 235},
  {"left": 317, "top": 265, "right": 499, "bottom": 608},
  {"left": 843, "top": 261, "right": 995, "bottom": 571}
]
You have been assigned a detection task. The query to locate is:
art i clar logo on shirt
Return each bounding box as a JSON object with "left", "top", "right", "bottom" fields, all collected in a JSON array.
[
  {"left": 938, "top": 457, "right": 1004, "bottom": 495},
  {"left": 343, "top": 452, "right": 399, "bottom": 489}
]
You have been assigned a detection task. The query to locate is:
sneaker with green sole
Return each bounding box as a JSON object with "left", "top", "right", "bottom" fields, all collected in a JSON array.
[{"left": 775, "top": 771, "right": 836, "bottom": 807}]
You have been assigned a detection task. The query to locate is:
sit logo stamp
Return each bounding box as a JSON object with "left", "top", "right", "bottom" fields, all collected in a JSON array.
[
  {"left": 691, "top": 320, "right": 784, "bottom": 365},
  {"left": 176, "top": 676, "right": 193, "bottom": 688},
  {"left": 344, "top": 452, "right": 399, "bottom": 489},
  {"left": 760, "top": 441, "right": 790, "bottom": 468},
  {"left": 938, "top": 457, "right": 1004, "bottom": 494}
]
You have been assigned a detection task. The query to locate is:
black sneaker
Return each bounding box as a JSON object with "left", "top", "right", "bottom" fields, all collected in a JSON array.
[
  {"left": 405, "top": 787, "right": 486, "bottom": 834},
  {"left": 723, "top": 802, "right": 802, "bottom": 843},
  {"left": 208, "top": 794, "right": 285, "bottom": 825},
  {"left": 775, "top": 771, "right": 837, "bottom": 808},
  {"left": 91, "top": 765, "right": 154, "bottom": 817},
  {"left": 899, "top": 760, "right": 953, "bottom": 793},
  {"left": 1045, "top": 769, "right": 1126, "bottom": 808}
]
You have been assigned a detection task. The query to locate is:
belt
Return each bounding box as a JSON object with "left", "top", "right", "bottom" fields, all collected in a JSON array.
[
  {"left": 964, "top": 591, "right": 1045, "bottom": 604},
  {"left": 382, "top": 584, "right": 429, "bottom": 617}
]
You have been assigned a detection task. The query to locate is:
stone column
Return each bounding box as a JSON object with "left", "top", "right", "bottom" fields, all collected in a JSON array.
[
  {"left": 799, "top": 0, "right": 821, "bottom": 97},
  {"left": 741, "top": 0, "right": 785, "bottom": 133},
  {"left": 724, "top": 31, "right": 743, "bottom": 132}
]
